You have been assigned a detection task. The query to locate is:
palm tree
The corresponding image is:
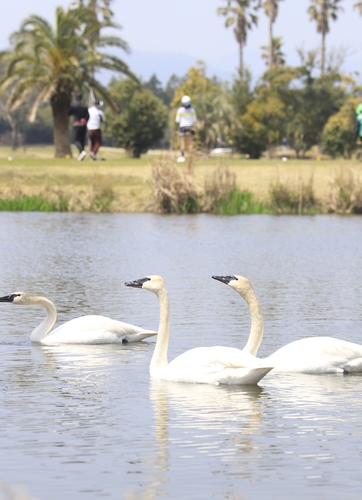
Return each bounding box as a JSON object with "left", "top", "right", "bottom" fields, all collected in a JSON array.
[
  {"left": 72, "top": 0, "right": 114, "bottom": 22},
  {"left": 353, "top": 1, "right": 362, "bottom": 14},
  {"left": 261, "top": 1, "right": 283, "bottom": 69},
  {"left": 217, "top": 0, "right": 258, "bottom": 75},
  {"left": 0, "top": 5, "right": 134, "bottom": 157},
  {"left": 261, "top": 37, "right": 285, "bottom": 67},
  {"left": 308, "top": 0, "right": 343, "bottom": 76}
]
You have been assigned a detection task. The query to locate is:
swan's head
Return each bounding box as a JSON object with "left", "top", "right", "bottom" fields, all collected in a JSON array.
[
  {"left": 125, "top": 275, "right": 166, "bottom": 295},
  {"left": 212, "top": 275, "right": 252, "bottom": 297},
  {"left": 0, "top": 292, "right": 31, "bottom": 305}
]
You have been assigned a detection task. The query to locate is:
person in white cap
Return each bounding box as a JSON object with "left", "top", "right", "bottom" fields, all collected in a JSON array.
[
  {"left": 175, "top": 95, "right": 197, "bottom": 162},
  {"left": 87, "top": 99, "right": 105, "bottom": 160}
]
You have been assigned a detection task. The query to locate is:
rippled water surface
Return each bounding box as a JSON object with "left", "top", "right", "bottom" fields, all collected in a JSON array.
[{"left": 0, "top": 213, "right": 362, "bottom": 499}]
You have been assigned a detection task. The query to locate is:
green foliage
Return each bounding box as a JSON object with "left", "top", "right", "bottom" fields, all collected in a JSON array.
[
  {"left": 0, "top": 195, "right": 61, "bottom": 211},
  {"left": 193, "top": 89, "right": 240, "bottom": 152},
  {"left": 214, "top": 188, "right": 267, "bottom": 214},
  {"left": 269, "top": 177, "right": 319, "bottom": 214},
  {"left": 321, "top": 98, "right": 359, "bottom": 158},
  {"left": 104, "top": 79, "right": 168, "bottom": 158},
  {"left": 238, "top": 67, "right": 296, "bottom": 157}
]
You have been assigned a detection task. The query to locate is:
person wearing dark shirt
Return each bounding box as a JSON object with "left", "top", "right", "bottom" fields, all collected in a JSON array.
[{"left": 68, "top": 92, "right": 90, "bottom": 161}]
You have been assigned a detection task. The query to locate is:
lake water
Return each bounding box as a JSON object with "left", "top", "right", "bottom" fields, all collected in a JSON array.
[{"left": 0, "top": 213, "right": 362, "bottom": 500}]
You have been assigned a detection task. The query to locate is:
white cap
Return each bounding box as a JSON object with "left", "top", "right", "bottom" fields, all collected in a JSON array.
[{"left": 181, "top": 95, "right": 191, "bottom": 106}]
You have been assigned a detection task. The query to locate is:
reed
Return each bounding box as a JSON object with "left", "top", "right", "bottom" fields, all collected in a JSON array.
[
  {"left": 152, "top": 158, "right": 200, "bottom": 214},
  {"left": 326, "top": 169, "right": 362, "bottom": 214},
  {"left": 269, "top": 175, "right": 319, "bottom": 214}
]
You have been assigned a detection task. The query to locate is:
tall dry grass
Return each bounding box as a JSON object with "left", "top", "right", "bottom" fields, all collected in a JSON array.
[
  {"left": 152, "top": 158, "right": 200, "bottom": 213},
  {"left": 326, "top": 169, "right": 362, "bottom": 214}
]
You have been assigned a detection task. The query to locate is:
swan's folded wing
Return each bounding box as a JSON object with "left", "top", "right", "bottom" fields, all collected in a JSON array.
[
  {"left": 44, "top": 315, "right": 157, "bottom": 344},
  {"left": 165, "top": 346, "right": 272, "bottom": 385}
]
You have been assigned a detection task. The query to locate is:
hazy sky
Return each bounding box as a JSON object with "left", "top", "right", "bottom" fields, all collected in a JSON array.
[{"left": 1, "top": 0, "right": 361, "bottom": 83}]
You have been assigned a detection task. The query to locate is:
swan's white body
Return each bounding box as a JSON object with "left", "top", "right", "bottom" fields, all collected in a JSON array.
[
  {"left": 213, "top": 275, "right": 362, "bottom": 374},
  {"left": 0, "top": 292, "right": 157, "bottom": 344},
  {"left": 125, "top": 275, "right": 272, "bottom": 385}
]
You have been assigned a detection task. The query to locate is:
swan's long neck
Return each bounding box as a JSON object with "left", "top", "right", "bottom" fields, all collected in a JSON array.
[
  {"left": 150, "top": 288, "right": 170, "bottom": 375},
  {"left": 241, "top": 288, "right": 264, "bottom": 356},
  {"left": 28, "top": 297, "right": 57, "bottom": 343}
]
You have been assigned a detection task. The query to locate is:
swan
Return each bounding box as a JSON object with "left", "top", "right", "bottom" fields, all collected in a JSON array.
[
  {"left": 212, "top": 275, "right": 362, "bottom": 374},
  {"left": 124, "top": 275, "right": 273, "bottom": 385},
  {"left": 0, "top": 292, "right": 157, "bottom": 345}
]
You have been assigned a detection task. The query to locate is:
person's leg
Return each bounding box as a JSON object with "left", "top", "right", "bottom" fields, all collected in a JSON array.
[
  {"left": 93, "top": 130, "right": 102, "bottom": 154},
  {"left": 76, "top": 126, "right": 87, "bottom": 160},
  {"left": 177, "top": 128, "right": 186, "bottom": 162},
  {"left": 74, "top": 127, "right": 83, "bottom": 154},
  {"left": 186, "top": 133, "right": 194, "bottom": 152}
]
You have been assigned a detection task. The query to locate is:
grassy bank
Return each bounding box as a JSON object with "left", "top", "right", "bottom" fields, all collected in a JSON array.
[{"left": 0, "top": 145, "right": 362, "bottom": 213}]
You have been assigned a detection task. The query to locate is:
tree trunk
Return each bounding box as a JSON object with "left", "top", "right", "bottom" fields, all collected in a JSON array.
[
  {"left": 321, "top": 31, "right": 326, "bottom": 76},
  {"left": 51, "top": 91, "right": 72, "bottom": 158},
  {"left": 239, "top": 39, "right": 244, "bottom": 76},
  {"left": 269, "top": 18, "right": 273, "bottom": 69}
]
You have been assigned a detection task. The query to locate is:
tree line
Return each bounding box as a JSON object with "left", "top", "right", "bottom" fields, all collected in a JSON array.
[{"left": 0, "top": 0, "right": 361, "bottom": 159}]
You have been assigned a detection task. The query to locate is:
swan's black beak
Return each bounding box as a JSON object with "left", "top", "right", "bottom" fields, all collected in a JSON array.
[
  {"left": 125, "top": 277, "right": 151, "bottom": 289},
  {"left": 0, "top": 294, "right": 17, "bottom": 302},
  {"left": 212, "top": 276, "right": 238, "bottom": 285}
]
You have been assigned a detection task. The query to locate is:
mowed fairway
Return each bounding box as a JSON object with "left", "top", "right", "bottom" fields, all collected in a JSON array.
[{"left": 0, "top": 145, "right": 361, "bottom": 212}]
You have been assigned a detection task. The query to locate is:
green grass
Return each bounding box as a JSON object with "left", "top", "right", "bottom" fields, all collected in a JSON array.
[
  {"left": 0, "top": 195, "right": 60, "bottom": 211},
  {"left": 213, "top": 188, "right": 270, "bottom": 215}
]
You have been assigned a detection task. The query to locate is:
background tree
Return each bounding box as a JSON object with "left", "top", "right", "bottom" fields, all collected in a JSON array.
[
  {"left": 261, "top": 36, "right": 285, "bottom": 67},
  {"left": 261, "top": 0, "right": 283, "bottom": 69},
  {"left": 192, "top": 89, "right": 240, "bottom": 152},
  {"left": 104, "top": 79, "right": 168, "bottom": 157},
  {"left": 354, "top": 1, "right": 362, "bottom": 14},
  {"left": 308, "top": 0, "right": 343, "bottom": 75},
  {"left": 322, "top": 97, "right": 360, "bottom": 158},
  {"left": 286, "top": 48, "right": 346, "bottom": 157},
  {"left": 171, "top": 62, "right": 220, "bottom": 108},
  {"left": 217, "top": 0, "right": 258, "bottom": 75},
  {"left": 239, "top": 67, "right": 295, "bottom": 158},
  {"left": 0, "top": 5, "right": 134, "bottom": 157}
]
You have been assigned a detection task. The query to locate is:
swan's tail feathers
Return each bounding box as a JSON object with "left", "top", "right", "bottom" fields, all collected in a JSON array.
[
  {"left": 237, "top": 366, "right": 273, "bottom": 385},
  {"left": 122, "top": 330, "right": 158, "bottom": 343}
]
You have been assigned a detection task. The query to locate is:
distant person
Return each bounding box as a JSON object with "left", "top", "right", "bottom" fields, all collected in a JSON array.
[
  {"left": 282, "top": 137, "right": 287, "bottom": 151},
  {"left": 87, "top": 100, "right": 105, "bottom": 161},
  {"left": 354, "top": 103, "right": 362, "bottom": 142},
  {"left": 68, "top": 92, "right": 89, "bottom": 161},
  {"left": 175, "top": 95, "right": 197, "bottom": 162}
]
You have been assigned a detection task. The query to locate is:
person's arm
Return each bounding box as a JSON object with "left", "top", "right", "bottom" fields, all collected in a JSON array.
[{"left": 68, "top": 104, "right": 74, "bottom": 116}]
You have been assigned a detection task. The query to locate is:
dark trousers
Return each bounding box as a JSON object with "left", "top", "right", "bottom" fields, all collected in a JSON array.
[
  {"left": 73, "top": 125, "right": 87, "bottom": 153},
  {"left": 88, "top": 129, "right": 102, "bottom": 154}
]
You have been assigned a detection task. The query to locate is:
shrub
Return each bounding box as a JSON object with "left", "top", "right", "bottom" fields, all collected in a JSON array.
[
  {"left": 269, "top": 176, "right": 319, "bottom": 214},
  {"left": 152, "top": 158, "right": 200, "bottom": 214}
]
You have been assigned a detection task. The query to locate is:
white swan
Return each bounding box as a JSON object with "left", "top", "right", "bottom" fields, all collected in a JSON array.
[
  {"left": 124, "top": 275, "right": 273, "bottom": 385},
  {"left": 212, "top": 275, "right": 362, "bottom": 374},
  {"left": 0, "top": 292, "right": 157, "bottom": 345}
]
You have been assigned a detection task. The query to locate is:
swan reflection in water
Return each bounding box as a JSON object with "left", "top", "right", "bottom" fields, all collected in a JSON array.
[{"left": 150, "top": 379, "right": 266, "bottom": 459}]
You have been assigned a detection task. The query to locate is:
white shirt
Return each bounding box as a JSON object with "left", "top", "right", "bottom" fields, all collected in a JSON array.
[
  {"left": 87, "top": 105, "right": 105, "bottom": 130},
  {"left": 175, "top": 106, "right": 197, "bottom": 128}
]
